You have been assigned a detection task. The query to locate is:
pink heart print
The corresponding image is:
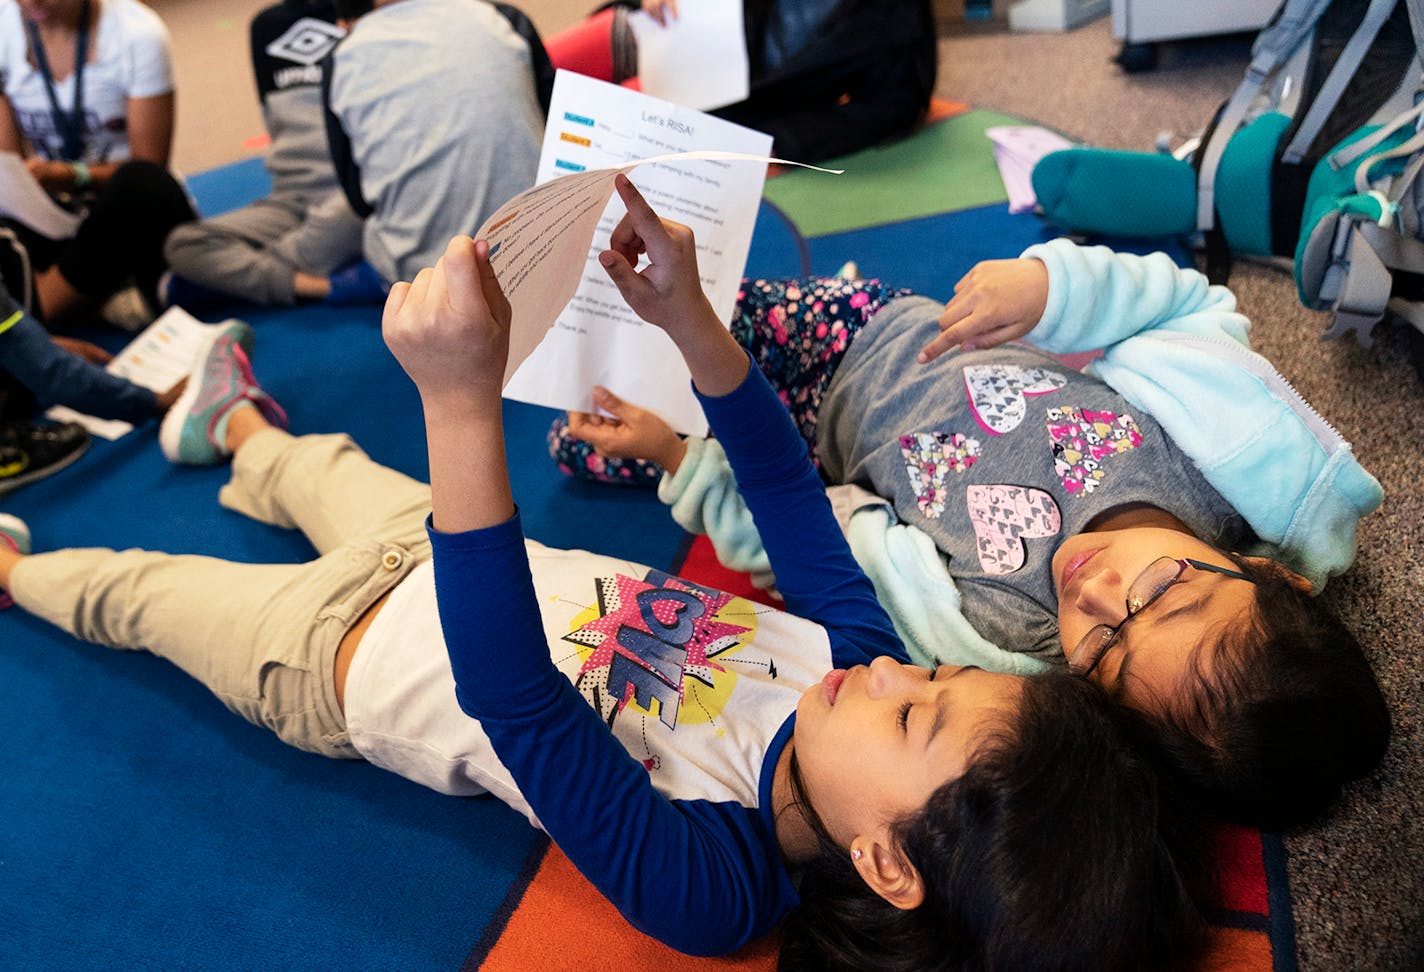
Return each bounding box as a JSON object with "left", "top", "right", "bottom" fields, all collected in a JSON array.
[
  {"left": 650, "top": 597, "right": 690, "bottom": 627},
  {"left": 964, "top": 364, "right": 1068, "bottom": 435},
  {"left": 967, "top": 484, "right": 1062, "bottom": 574},
  {"left": 1046, "top": 406, "right": 1144, "bottom": 495},
  {"left": 900, "top": 431, "right": 981, "bottom": 518}
]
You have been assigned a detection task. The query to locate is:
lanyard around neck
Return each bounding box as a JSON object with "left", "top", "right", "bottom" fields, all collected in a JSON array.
[{"left": 24, "top": 0, "right": 94, "bottom": 163}]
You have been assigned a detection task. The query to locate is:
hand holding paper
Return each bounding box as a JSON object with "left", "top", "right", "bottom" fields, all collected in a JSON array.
[
  {"left": 476, "top": 71, "right": 840, "bottom": 434},
  {"left": 568, "top": 385, "right": 687, "bottom": 472},
  {"left": 598, "top": 173, "right": 720, "bottom": 339},
  {"left": 597, "top": 175, "right": 750, "bottom": 399},
  {"left": 383, "top": 236, "right": 512, "bottom": 406},
  {"left": 383, "top": 235, "right": 516, "bottom": 534},
  {"left": 628, "top": 0, "right": 748, "bottom": 112},
  {"left": 496, "top": 71, "right": 775, "bottom": 435},
  {"left": 640, "top": 0, "right": 679, "bottom": 27}
]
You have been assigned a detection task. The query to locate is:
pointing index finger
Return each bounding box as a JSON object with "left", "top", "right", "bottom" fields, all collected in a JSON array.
[{"left": 613, "top": 173, "right": 667, "bottom": 243}]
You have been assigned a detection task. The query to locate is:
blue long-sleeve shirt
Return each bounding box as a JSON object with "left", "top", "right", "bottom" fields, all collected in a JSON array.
[
  {"left": 0, "top": 287, "right": 156, "bottom": 423},
  {"left": 425, "top": 358, "right": 903, "bottom": 955}
]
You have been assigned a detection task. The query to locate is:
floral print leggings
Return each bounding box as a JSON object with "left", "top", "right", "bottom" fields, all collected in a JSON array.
[{"left": 548, "top": 276, "right": 912, "bottom": 486}]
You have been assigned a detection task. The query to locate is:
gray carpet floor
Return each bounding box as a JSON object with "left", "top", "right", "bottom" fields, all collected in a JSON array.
[{"left": 936, "top": 17, "right": 1424, "bottom": 970}]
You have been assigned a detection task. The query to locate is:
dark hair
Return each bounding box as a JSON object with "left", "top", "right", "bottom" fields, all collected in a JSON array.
[
  {"left": 778, "top": 673, "right": 1201, "bottom": 972},
  {"left": 1118, "top": 559, "right": 1391, "bottom": 831},
  {"left": 332, "top": 0, "right": 374, "bottom": 20}
]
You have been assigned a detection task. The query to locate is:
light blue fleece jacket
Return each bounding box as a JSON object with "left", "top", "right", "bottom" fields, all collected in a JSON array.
[
  {"left": 1026, "top": 240, "right": 1382, "bottom": 589},
  {"left": 659, "top": 240, "right": 1383, "bottom": 672}
]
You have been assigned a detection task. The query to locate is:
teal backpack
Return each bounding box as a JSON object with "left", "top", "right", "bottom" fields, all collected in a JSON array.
[
  {"left": 1032, "top": 0, "right": 1424, "bottom": 351},
  {"left": 1295, "top": 99, "right": 1424, "bottom": 344}
]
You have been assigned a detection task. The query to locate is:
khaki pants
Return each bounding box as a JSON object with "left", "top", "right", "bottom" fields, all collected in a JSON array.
[{"left": 10, "top": 429, "right": 431, "bottom": 757}]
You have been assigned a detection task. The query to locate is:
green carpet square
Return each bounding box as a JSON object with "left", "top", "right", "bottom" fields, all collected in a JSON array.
[{"left": 763, "top": 108, "right": 1023, "bottom": 238}]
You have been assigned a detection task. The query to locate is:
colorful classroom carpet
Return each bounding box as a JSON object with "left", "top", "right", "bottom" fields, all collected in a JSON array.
[{"left": 0, "top": 104, "right": 1294, "bottom": 971}]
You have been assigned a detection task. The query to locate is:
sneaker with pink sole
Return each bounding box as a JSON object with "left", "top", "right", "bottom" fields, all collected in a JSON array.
[
  {"left": 0, "top": 512, "right": 30, "bottom": 610},
  {"left": 159, "top": 321, "right": 288, "bottom": 465}
]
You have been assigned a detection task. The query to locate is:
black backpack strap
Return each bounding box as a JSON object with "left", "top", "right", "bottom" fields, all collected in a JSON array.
[
  {"left": 1191, "top": 100, "right": 1236, "bottom": 282},
  {"left": 493, "top": 2, "right": 555, "bottom": 117},
  {"left": 319, "top": 41, "right": 373, "bottom": 220},
  {"left": 1202, "top": 225, "right": 1234, "bottom": 286},
  {"left": 0, "top": 224, "right": 34, "bottom": 315}
]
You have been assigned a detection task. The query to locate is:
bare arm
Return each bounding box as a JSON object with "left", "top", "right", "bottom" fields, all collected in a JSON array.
[
  {"left": 125, "top": 91, "right": 174, "bottom": 166},
  {"left": 23, "top": 92, "right": 176, "bottom": 192},
  {"left": 382, "top": 235, "right": 515, "bottom": 535},
  {"left": 0, "top": 95, "right": 23, "bottom": 154}
]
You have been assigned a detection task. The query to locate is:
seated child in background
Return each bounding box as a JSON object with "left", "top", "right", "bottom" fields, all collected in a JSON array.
[
  {"left": 1, "top": 0, "right": 195, "bottom": 327},
  {"left": 320, "top": 0, "right": 546, "bottom": 286},
  {"left": 0, "top": 183, "right": 1203, "bottom": 970},
  {"left": 162, "top": 0, "right": 374, "bottom": 310},
  {"left": 559, "top": 240, "right": 1391, "bottom": 830},
  {"left": 544, "top": 0, "right": 938, "bottom": 164}
]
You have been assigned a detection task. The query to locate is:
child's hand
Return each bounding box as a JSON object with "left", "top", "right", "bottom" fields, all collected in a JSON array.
[
  {"left": 641, "top": 0, "right": 678, "bottom": 26},
  {"left": 383, "top": 235, "right": 511, "bottom": 406},
  {"left": 598, "top": 174, "right": 721, "bottom": 339},
  {"left": 26, "top": 157, "right": 72, "bottom": 192},
  {"left": 599, "top": 174, "right": 748, "bottom": 396},
  {"left": 567, "top": 386, "right": 688, "bottom": 473},
  {"left": 917, "top": 257, "right": 1049, "bottom": 363},
  {"left": 386, "top": 237, "right": 516, "bottom": 533},
  {"left": 50, "top": 335, "right": 113, "bottom": 365}
]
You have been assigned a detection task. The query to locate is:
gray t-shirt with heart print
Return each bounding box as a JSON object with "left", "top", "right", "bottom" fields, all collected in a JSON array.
[{"left": 817, "top": 296, "right": 1246, "bottom": 663}]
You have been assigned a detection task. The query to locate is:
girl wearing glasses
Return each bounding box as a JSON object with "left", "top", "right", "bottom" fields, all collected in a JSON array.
[{"left": 562, "top": 239, "right": 1391, "bottom": 831}]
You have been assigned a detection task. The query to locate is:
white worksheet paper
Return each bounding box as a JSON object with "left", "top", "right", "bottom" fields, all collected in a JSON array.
[
  {"left": 0, "top": 151, "right": 83, "bottom": 239},
  {"left": 500, "top": 71, "right": 774, "bottom": 435},
  {"left": 628, "top": 0, "right": 749, "bottom": 112},
  {"left": 46, "top": 306, "right": 233, "bottom": 439}
]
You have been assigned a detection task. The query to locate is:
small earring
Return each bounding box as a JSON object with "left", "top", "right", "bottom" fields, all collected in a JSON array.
[{"left": 851, "top": 849, "right": 863, "bottom": 861}]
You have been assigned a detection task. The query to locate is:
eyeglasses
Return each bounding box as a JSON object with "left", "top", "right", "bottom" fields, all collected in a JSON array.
[{"left": 1066, "top": 556, "right": 1255, "bottom": 677}]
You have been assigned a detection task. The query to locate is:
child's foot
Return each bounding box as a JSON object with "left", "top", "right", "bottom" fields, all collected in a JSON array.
[
  {"left": 0, "top": 420, "right": 90, "bottom": 494},
  {"left": 0, "top": 512, "right": 31, "bottom": 610},
  {"left": 325, "top": 260, "right": 387, "bottom": 307},
  {"left": 159, "top": 321, "right": 288, "bottom": 465}
]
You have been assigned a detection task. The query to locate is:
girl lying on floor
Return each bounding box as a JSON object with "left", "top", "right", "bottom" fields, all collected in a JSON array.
[
  {"left": 554, "top": 239, "right": 1392, "bottom": 831},
  {"left": 0, "top": 178, "right": 1201, "bottom": 970}
]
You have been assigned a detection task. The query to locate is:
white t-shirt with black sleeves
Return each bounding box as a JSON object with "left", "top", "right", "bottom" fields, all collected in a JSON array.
[{"left": 0, "top": 0, "right": 173, "bottom": 164}]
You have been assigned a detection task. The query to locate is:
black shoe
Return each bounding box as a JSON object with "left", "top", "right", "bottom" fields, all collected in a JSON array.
[{"left": 0, "top": 421, "right": 90, "bottom": 493}]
